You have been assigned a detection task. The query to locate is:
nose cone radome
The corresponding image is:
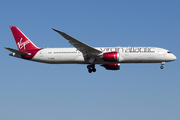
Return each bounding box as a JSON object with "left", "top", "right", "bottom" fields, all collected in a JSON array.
[
  {"left": 173, "top": 54, "right": 177, "bottom": 61},
  {"left": 170, "top": 54, "right": 177, "bottom": 61},
  {"left": 166, "top": 53, "right": 177, "bottom": 62}
]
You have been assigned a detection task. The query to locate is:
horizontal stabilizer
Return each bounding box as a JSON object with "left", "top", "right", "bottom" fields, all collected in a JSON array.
[{"left": 4, "top": 47, "right": 28, "bottom": 55}]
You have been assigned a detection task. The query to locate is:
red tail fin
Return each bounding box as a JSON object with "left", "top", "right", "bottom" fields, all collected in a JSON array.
[{"left": 10, "top": 26, "right": 39, "bottom": 51}]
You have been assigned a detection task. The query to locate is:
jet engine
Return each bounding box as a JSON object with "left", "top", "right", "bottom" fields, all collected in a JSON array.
[
  {"left": 101, "top": 63, "right": 120, "bottom": 70},
  {"left": 103, "top": 52, "right": 120, "bottom": 62}
]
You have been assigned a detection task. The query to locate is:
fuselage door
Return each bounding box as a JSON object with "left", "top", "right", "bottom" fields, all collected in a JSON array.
[{"left": 39, "top": 50, "right": 43, "bottom": 57}]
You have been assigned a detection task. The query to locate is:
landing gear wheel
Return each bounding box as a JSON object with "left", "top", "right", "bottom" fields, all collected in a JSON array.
[
  {"left": 87, "top": 64, "right": 96, "bottom": 73},
  {"left": 92, "top": 68, "right": 96, "bottom": 72},
  {"left": 88, "top": 69, "right": 92, "bottom": 73},
  {"left": 160, "top": 62, "right": 165, "bottom": 69},
  {"left": 87, "top": 65, "right": 91, "bottom": 69},
  {"left": 160, "top": 66, "right": 164, "bottom": 69}
]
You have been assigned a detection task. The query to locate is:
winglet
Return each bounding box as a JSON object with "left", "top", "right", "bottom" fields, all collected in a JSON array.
[{"left": 52, "top": 28, "right": 73, "bottom": 40}]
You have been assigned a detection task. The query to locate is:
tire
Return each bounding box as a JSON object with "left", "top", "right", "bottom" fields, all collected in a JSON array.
[
  {"left": 92, "top": 68, "right": 96, "bottom": 72},
  {"left": 160, "top": 66, "right": 164, "bottom": 69},
  {"left": 88, "top": 69, "right": 92, "bottom": 73}
]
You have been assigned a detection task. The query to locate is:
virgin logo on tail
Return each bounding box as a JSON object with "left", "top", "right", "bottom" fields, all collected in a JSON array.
[{"left": 17, "top": 38, "right": 30, "bottom": 49}]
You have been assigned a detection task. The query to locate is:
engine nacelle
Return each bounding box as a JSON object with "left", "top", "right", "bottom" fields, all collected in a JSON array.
[
  {"left": 103, "top": 52, "right": 120, "bottom": 62},
  {"left": 101, "top": 64, "right": 120, "bottom": 70}
]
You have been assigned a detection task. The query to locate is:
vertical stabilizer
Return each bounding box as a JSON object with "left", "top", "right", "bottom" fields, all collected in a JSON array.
[{"left": 10, "top": 26, "right": 39, "bottom": 51}]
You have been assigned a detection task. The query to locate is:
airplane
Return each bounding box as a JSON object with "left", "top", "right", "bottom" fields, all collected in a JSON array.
[{"left": 5, "top": 26, "right": 176, "bottom": 73}]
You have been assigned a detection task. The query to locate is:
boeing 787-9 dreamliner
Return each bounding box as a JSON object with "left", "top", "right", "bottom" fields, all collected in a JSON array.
[{"left": 5, "top": 26, "right": 176, "bottom": 73}]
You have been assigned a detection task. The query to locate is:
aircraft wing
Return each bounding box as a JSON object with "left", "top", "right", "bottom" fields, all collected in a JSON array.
[
  {"left": 4, "top": 47, "right": 28, "bottom": 55},
  {"left": 52, "top": 29, "right": 102, "bottom": 57}
]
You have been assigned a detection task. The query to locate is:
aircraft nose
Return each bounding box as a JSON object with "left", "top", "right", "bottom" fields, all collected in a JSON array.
[
  {"left": 169, "top": 54, "right": 177, "bottom": 61},
  {"left": 171, "top": 54, "right": 177, "bottom": 61},
  {"left": 166, "top": 53, "right": 177, "bottom": 62}
]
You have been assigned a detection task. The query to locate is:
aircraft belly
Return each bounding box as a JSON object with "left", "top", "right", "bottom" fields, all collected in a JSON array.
[{"left": 54, "top": 54, "right": 85, "bottom": 63}]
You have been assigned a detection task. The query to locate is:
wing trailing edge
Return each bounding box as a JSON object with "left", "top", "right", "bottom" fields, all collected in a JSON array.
[{"left": 52, "top": 28, "right": 102, "bottom": 54}]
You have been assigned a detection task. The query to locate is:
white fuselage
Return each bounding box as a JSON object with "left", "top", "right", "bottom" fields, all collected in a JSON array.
[
  {"left": 7, "top": 26, "right": 177, "bottom": 72},
  {"left": 28, "top": 47, "right": 176, "bottom": 64}
]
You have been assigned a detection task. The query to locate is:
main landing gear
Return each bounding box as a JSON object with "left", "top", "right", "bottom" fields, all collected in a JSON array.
[
  {"left": 160, "top": 62, "right": 165, "bottom": 69},
  {"left": 87, "top": 64, "right": 96, "bottom": 73}
]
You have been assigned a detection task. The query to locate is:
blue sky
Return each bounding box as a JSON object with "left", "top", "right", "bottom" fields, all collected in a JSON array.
[{"left": 1, "top": 0, "right": 180, "bottom": 120}]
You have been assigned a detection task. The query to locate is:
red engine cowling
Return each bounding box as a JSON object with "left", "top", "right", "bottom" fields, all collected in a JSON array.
[
  {"left": 103, "top": 52, "right": 119, "bottom": 62},
  {"left": 101, "top": 64, "right": 120, "bottom": 70}
]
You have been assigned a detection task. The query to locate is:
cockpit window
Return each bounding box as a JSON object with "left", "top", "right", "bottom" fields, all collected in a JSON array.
[{"left": 167, "top": 51, "right": 172, "bottom": 53}]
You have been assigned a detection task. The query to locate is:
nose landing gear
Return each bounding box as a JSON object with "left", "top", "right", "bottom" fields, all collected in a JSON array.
[
  {"left": 160, "top": 65, "right": 164, "bottom": 69},
  {"left": 160, "top": 62, "right": 165, "bottom": 69},
  {"left": 87, "top": 64, "right": 96, "bottom": 73}
]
